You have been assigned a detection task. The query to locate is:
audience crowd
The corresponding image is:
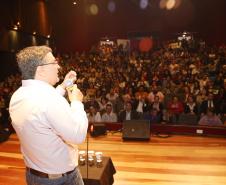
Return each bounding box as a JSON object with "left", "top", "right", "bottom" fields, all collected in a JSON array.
[{"left": 0, "top": 40, "right": 226, "bottom": 134}]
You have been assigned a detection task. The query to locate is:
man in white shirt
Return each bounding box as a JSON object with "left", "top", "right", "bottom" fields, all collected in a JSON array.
[
  {"left": 9, "top": 46, "right": 88, "bottom": 185},
  {"left": 86, "top": 106, "right": 102, "bottom": 123},
  {"left": 102, "top": 104, "right": 117, "bottom": 122}
]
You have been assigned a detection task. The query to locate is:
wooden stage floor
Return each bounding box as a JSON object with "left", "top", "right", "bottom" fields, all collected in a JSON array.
[{"left": 1, "top": 133, "right": 226, "bottom": 185}]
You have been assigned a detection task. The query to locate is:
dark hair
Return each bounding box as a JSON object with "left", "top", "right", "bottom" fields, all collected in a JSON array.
[
  {"left": 126, "top": 101, "right": 132, "bottom": 106},
  {"left": 106, "top": 103, "right": 112, "bottom": 108},
  {"left": 101, "top": 96, "right": 108, "bottom": 102}
]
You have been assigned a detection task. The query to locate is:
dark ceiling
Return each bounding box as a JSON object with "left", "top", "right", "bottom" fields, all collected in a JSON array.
[{"left": 1, "top": 0, "right": 226, "bottom": 51}]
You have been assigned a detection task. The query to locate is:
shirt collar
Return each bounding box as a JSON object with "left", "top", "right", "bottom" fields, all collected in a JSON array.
[
  {"left": 107, "top": 112, "right": 113, "bottom": 116},
  {"left": 22, "top": 80, "right": 54, "bottom": 90}
]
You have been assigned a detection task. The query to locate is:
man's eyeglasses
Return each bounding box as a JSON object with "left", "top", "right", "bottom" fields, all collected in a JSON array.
[{"left": 38, "top": 62, "right": 59, "bottom": 66}]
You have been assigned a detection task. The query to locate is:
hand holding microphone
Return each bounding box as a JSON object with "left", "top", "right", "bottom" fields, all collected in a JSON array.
[
  {"left": 62, "top": 71, "right": 83, "bottom": 102},
  {"left": 61, "top": 71, "right": 77, "bottom": 89},
  {"left": 67, "top": 85, "right": 83, "bottom": 103}
]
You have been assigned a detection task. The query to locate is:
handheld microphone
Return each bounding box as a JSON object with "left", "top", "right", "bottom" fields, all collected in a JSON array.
[
  {"left": 65, "top": 79, "right": 74, "bottom": 91},
  {"left": 65, "top": 77, "right": 77, "bottom": 92}
]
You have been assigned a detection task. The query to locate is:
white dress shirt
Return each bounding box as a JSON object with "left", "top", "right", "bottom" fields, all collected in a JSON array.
[
  {"left": 126, "top": 111, "right": 131, "bottom": 120},
  {"left": 136, "top": 101, "right": 144, "bottom": 113},
  {"left": 9, "top": 80, "right": 88, "bottom": 174},
  {"left": 102, "top": 112, "right": 117, "bottom": 122},
  {"left": 87, "top": 112, "right": 102, "bottom": 122},
  {"left": 208, "top": 100, "right": 214, "bottom": 108}
]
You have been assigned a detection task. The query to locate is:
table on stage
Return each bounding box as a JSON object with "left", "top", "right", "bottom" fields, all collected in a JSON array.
[{"left": 79, "top": 157, "right": 116, "bottom": 185}]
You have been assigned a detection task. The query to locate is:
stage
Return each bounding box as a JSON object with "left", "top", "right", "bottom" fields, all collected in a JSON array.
[{"left": 1, "top": 133, "right": 226, "bottom": 185}]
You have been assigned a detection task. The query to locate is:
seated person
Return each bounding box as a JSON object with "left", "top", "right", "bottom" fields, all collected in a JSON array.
[
  {"left": 106, "top": 88, "right": 118, "bottom": 104},
  {"left": 150, "top": 95, "right": 164, "bottom": 120},
  {"left": 86, "top": 83, "right": 96, "bottom": 98},
  {"left": 87, "top": 106, "right": 102, "bottom": 123},
  {"left": 167, "top": 96, "right": 184, "bottom": 123},
  {"left": 114, "top": 94, "right": 130, "bottom": 115},
  {"left": 134, "top": 94, "right": 149, "bottom": 114},
  {"left": 199, "top": 92, "right": 219, "bottom": 115},
  {"left": 148, "top": 85, "right": 164, "bottom": 103},
  {"left": 84, "top": 94, "right": 100, "bottom": 111},
  {"left": 184, "top": 95, "right": 198, "bottom": 115},
  {"left": 118, "top": 101, "right": 140, "bottom": 122},
  {"left": 98, "top": 97, "right": 111, "bottom": 114},
  {"left": 135, "top": 86, "right": 148, "bottom": 100},
  {"left": 198, "top": 108, "right": 223, "bottom": 126},
  {"left": 102, "top": 104, "right": 117, "bottom": 122},
  {"left": 143, "top": 108, "right": 161, "bottom": 123}
]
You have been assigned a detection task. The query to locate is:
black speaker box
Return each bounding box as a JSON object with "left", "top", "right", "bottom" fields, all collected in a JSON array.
[
  {"left": 122, "top": 120, "right": 150, "bottom": 141},
  {"left": 90, "top": 123, "right": 107, "bottom": 137}
]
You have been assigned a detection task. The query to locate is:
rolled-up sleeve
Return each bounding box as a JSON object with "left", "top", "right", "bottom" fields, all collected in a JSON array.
[
  {"left": 45, "top": 96, "right": 88, "bottom": 144},
  {"left": 55, "top": 85, "right": 66, "bottom": 96}
]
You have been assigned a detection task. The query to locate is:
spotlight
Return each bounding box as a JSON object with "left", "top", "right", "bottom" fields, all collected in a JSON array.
[
  {"left": 73, "top": 1, "right": 77, "bottom": 5},
  {"left": 13, "top": 25, "right": 18, "bottom": 30},
  {"left": 47, "top": 35, "right": 50, "bottom": 38},
  {"left": 108, "top": 1, "right": 116, "bottom": 13},
  {"left": 89, "top": 4, "right": 98, "bottom": 15},
  {"left": 159, "top": 0, "right": 167, "bottom": 9},
  {"left": 166, "top": 0, "right": 176, "bottom": 10},
  {"left": 33, "top": 31, "right": 36, "bottom": 35},
  {"left": 140, "top": 0, "right": 148, "bottom": 9}
]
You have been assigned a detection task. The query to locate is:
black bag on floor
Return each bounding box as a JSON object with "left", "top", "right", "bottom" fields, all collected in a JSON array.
[{"left": 0, "top": 129, "right": 10, "bottom": 143}]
